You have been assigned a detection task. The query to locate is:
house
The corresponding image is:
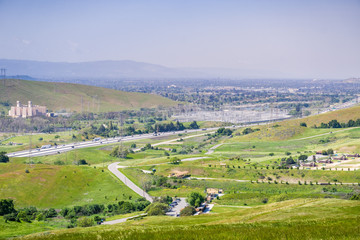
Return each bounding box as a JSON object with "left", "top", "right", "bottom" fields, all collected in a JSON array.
[{"left": 206, "top": 188, "right": 223, "bottom": 195}]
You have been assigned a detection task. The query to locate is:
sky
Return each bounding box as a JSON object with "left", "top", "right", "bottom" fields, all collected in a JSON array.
[{"left": 0, "top": 0, "right": 359, "bottom": 78}]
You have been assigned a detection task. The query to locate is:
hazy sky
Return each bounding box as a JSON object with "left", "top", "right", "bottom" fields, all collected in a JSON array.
[{"left": 0, "top": 0, "right": 359, "bottom": 78}]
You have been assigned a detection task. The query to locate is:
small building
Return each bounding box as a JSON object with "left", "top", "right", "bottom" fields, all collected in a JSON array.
[{"left": 206, "top": 188, "right": 223, "bottom": 195}]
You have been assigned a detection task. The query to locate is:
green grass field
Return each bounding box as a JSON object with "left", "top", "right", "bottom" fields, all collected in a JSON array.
[
  {"left": 0, "top": 79, "right": 177, "bottom": 112},
  {"left": 0, "top": 163, "right": 139, "bottom": 208}
]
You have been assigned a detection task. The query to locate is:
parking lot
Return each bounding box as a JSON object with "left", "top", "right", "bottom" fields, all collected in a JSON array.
[{"left": 166, "top": 198, "right": 188, "bottom": 217}]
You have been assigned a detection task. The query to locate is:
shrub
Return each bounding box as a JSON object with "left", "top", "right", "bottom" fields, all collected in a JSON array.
[
  {"left": 300, "top": 122, "right": 307, "bottom": 127},
  {"left": 0, "top": 199, "right": 16, "bottom": 215},
  {"left": 146, "top": 202, "right": 168, "bottom": 216},
  {"left": 0, "top": 151, "right": 10, "bottom": 163},
  {"left": 77, "top": 159, "right": 88, "bottom": 165},
  {"left": 180, "top": 206, "right": 196, "bottom": 216},
  {"left": 77, "top": 217, "right": 94, "bottom": 227}
]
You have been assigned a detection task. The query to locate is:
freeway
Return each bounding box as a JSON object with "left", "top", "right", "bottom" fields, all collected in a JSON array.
[
  {"left": 6, "top": 127, "right": 220, "bottom": 158},
  {"left": 6, "top": 121, "right": 273, "bottom": 158}
]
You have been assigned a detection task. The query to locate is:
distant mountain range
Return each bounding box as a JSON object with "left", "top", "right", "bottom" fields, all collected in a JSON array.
[{"left": 0, "top": 59, "right": 284, "bottom": 80}]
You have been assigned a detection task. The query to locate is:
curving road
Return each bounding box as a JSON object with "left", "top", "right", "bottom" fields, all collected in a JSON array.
[{"left": 108, "top": 162, "right": 153, "bottom": 203}]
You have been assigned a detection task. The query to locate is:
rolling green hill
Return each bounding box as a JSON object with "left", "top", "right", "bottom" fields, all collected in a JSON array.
[{"left": 0, "top": 79, "right": 177, "bottom": 112}]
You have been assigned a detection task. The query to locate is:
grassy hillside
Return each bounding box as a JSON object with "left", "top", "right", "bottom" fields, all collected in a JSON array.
[
  {"left": 0, "top": 163, "right": 140, "bottom": 208},
  {"left": 15, "top": 199, "right": 360, "bottom": 240},
  {"left": 0, "top": 79, "right": 177, "bottom": 112},
  {"left": 231, "top": 104, "right": 360, "bottom": 141}
]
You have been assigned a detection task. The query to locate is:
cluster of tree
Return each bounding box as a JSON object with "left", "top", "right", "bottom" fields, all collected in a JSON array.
[
  {"left": 61, "top": 200, "right": 149, "bottom": 219},
  {"left": 0, "top": 151, "right": 9, "bottom": 163},
  {"left": 145, "top": 202, "right": 169, "bottom": 216},
  {"left": 315, "top": 119, "right": 360, "bottom": 129},
  {"left": 216, "top": 128, "right": 233, "bottom": 136},
  {"left": 1, "top": 199, "right": 57, "bottom": 223},
  {"left": 0, "top": 198, "right": 150, "bottom": 225},
  {"left": 321, "top": 149, "right": 334, "bottom": 155},
  {"left": 281, "top": 156, "right": 296, "bottom": 165},
  {"left": 144, "top": 196, "right": 173, "bottom": 216},
  {"left": 110, "top": 146, "right": 131, "bottom": 158},
  {"left": 242, "top": 128, "right": 260, "bottom": 135},
  {"left": 87, "top": 122, "right": 118, "bottom": 138},
  {"left": 154, "top": 121, "right": 199, "bottom": 133},
  {"left": 187, "top": 192, "right": 205, "bottom": 208}
]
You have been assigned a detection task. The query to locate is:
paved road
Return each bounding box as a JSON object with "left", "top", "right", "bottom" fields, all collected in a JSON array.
[
  {"left": 108, "top": 162, "right": 153, "bottom": 203},
  {"left": 205, "top": 143, "right": 223, "bottom": 155},
  {"left": 102, "top": 213, "right": 147, "bottom": 225}
]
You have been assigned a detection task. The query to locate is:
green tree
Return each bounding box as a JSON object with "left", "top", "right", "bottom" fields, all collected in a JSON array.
[
  {"left": 0, "top": 152, "right": 9, "bottom": 163},
  {"left": 298, "top": 155, "right": 308, "bottom": 161},
  {"left": 188, "top": 192, "right": 205, "bottom": 207},
  {"left": 189, "top": 121, "right": 199, "bottom": 129}
]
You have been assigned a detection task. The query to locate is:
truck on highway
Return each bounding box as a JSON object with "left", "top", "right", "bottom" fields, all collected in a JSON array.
[{"left": 92, "top": 137, "right": 101, "bottom": 142}]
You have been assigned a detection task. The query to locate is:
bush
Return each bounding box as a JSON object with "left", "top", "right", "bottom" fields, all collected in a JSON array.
[
  {"left": 0, "top": 151, "right": 9, "bottom": 163},
  {"left": 0, "top": 199, "right": 16, "bottom": 216},
  {"left": 146, "top": 202, "right": 168, "bottom": 216},
  {"left": 180, "top": 206, "right": 196, "bottom": 216},
  {"left": 300, "top": 122, "right": 307, "bottom": 127},
  {"left": 77, "top": 159, "right": 88, "bottom": 165},
  {"left": 46, "top": 208, "right": 57, "bottom": 218},
  {"left": 77, "top": 217, "right": 94, "bottom": 227}
]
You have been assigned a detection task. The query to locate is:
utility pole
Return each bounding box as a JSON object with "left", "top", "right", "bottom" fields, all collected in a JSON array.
[
  {"left": 27, "top": 133, "right": 32, "bottom": 171},
  {"left": 119, "top": 114, "right": 124, "bottom": 159}
]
